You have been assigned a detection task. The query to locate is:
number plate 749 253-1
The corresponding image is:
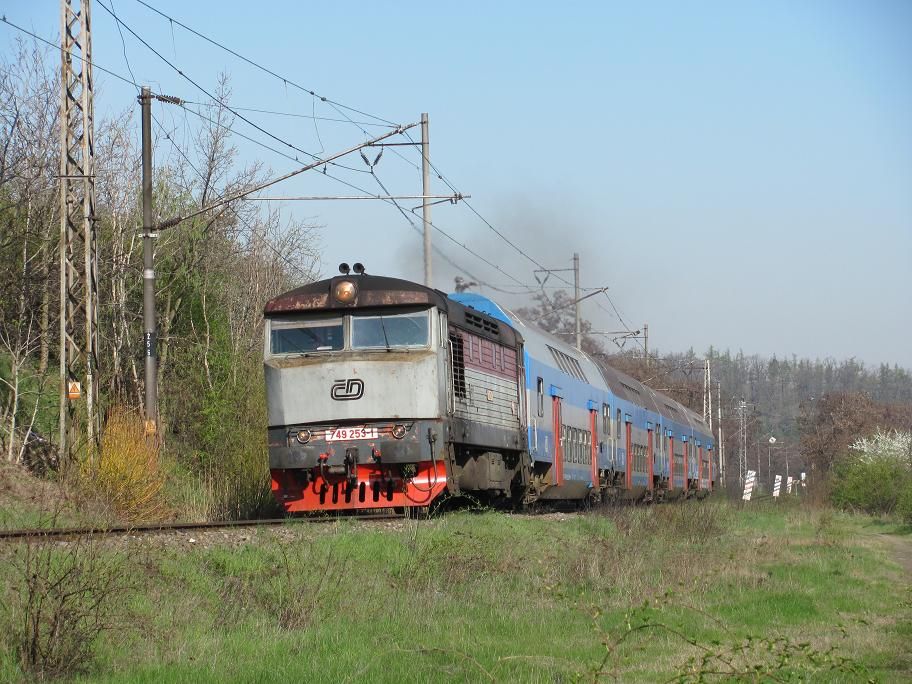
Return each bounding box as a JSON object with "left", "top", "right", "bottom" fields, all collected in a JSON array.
[{"left": 325, "top": 426, "right": 378, "bottom": 442}]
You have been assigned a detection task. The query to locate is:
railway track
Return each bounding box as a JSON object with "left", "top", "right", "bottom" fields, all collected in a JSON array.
[{"left": 0, "top": 513, "right": 407, "bottom": 541}]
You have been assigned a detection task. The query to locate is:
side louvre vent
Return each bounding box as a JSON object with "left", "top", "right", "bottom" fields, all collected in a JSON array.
[
  {"left": 449, "top": 333, "right": 467, "bottom": 398},
  {"left": 464, "top": 311, "right": 500, "bottom": 335}
]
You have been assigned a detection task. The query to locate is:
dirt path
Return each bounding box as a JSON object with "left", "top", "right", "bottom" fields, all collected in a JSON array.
[{"left": 879, "top": 533, "right": 912, "bottom": 578}]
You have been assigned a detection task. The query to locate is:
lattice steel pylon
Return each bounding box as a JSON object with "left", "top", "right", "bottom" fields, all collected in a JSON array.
[{"left": 58, "top": 0, "right": 98, "bottom": 461}]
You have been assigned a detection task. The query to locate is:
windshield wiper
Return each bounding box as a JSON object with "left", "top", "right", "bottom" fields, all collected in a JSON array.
[{"left": 378, "top": 315, "right": 391, "bottom": 351}]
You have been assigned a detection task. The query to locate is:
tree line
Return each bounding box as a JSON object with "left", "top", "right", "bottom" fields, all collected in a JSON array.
[{"left": 0, "top": 41, "right": 317, "bottom": 516}]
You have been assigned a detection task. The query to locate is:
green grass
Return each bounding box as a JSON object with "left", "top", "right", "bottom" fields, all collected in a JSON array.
[{"left": 0, "top": 501, "right": 909, "bottom": 682}]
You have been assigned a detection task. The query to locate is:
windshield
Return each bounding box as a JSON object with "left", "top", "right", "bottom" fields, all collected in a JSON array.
[
  {"left": 271, "top": 318, "right": 344, "bottom": 354},
  {"left": 351, "top": 311, "right": 430, "bottom": 349}
]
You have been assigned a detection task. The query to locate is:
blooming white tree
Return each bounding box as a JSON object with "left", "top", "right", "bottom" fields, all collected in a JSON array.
[{"left": 850, "top": 429, "right": 912, "bottom": 466}]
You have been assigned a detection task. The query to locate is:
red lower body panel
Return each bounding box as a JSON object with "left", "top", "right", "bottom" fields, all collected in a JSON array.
[{"left": 272, "top": 460, "right": 447, "bottom": 512}]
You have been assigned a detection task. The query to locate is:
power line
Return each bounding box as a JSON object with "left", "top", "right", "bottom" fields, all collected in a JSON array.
[
  {"left": 179, "top": 101, "right": 395, "bottom": 128},
  {"left": 95, "top": 0, "right": 375, "bottom": 177},
  {"left": 151, "top": 112, "right": 315, "bottom": 282},
  {"left": 0, "top": 15, "right": 142, "bottom": 90},
  {"left": 129, "top": 0, "right": 421, "bottom": 173},
  {"left": 85, "top": 0, "right": 574, "bottom": 297},
  {"left": 1, "top": 5, "right": 598, "bottom": 303},
  {"left": 130, "top": 0, "right": 397, "bottom": 126},
  {"left": 402, "top": 128, "right": 645, "bottom": 334}
]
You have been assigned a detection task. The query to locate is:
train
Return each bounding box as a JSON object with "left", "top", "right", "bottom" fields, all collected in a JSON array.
[{"left": 263, "top": 265, "right": 716, "bottom": 513}]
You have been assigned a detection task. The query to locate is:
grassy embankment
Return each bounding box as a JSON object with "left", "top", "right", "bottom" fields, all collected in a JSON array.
[{"left": 0, "top": 500, "right": 909, "bottom": 682}]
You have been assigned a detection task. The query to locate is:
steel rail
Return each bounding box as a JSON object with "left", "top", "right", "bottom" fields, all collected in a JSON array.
[{"left": 0, "top": 513, "right": 406, "bottom": 541}]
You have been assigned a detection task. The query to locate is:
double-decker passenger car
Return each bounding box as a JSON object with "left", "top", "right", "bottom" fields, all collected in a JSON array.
[{"left": 264, "top": 267, "right": 715, "bottom": 512}]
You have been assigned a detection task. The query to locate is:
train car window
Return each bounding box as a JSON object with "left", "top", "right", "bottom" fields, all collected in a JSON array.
[
  {"left": 602, "top": 404, "right": 610, "bottom": 436},
  {"left": 352, "top": 310, "right": 429, "bottom": 349},
  {"left": 616, "top": 409, "right": 621, "bottom": 439},
  {"left": 536, "top": 378, "right": 544, "bottom": 417},
  {"left": 270, "top": 318, "right": 344, "bottom": 354}
]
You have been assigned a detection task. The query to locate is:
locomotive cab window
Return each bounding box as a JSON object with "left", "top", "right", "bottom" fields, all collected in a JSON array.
[
  {"left": 270, "top": 317, "right": 344, "bottom": 354},
  {"left": 351, "top": 309, "right": 430, "bottom": 349}
]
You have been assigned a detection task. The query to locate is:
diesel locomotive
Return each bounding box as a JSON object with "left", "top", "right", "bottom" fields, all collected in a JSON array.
[{"left": 264, "top": 265, "right": 716, "bottom": 512}]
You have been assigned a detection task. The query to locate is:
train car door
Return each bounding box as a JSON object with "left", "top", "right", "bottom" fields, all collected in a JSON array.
[
  {"left": 682, "top": 437, "right": 689, "bottom": 493},
  {"left": 624, "top": 413, "right": 632, "bottom": 490},
  {"left": 646, "top": 422, "right": 655, "bottom": 491},
  {"left": 708, "top": 446, "right": 714, "bottom": 491},
  {"left": 589, "top": 403, "right": 599, "bottom": 488},
  {"left": 551, "top": 385, "right": 564, "bottom": 486}
]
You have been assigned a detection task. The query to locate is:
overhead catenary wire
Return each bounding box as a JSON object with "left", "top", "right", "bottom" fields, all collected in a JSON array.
[
  {"left": 402, "top": 129, "right": 645, "bottom": 335},
  {"left": 78, "top": 0, "right": 571, "bottom": 296},
  {"left": 1, "top": 6, "right": 633, "bottom": 310},
  {"left": 95, "top": 0, "right": 377, "bottom": 177},
  {"left": 156, "top": 122, "right": 418, "bottom": 230},
  {"left": 173, "top": 99, "right": 514, "bottom": 289},
  {"left": 179, "top": 101, "right": 395, "bottom": 128},
  {"left": 130, "top": 0, "right": 396, "bottom": 126},
  {"left": 94, "top": 0, "right": 514, "bottom": 291},
  {"left": 128, "top": 0, "right": 421, "bottom": 174},
  {"left": 151, "top": 111, "right": 315, "bottom": 282},
  {"left": 0, "top": 15, "right": 144, "bottom": 90}
]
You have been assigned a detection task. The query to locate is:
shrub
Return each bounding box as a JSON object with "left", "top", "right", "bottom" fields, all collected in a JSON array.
[
  {"left": 87, "top": 407, "right": 166, "bottom": 523},
  {"left": 830, "top": 456, "right": 909, "bottom": 515},
  {"left": 830, "top": 429, "right": 912, "bottom": 518},
  {"left": 1, "top": 539, "right": 132, "bottom": 679}
]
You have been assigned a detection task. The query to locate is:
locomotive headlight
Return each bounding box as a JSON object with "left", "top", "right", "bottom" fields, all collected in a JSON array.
[
  {"left": 295, "top": 429, "right": 312, "bottom": 444},
  {"left": 334, "top": 280, "right": 357, "bottom": 304},
  {"left": 391, "top": 424, "right": 406, "bottom": 439}
]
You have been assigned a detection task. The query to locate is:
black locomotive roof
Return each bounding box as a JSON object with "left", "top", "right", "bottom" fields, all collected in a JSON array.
[
  {"left": 265, "top": 274, "right": 450, "bottom": 314},
  {"left": 265, "top": 274, "right": 521, "bottom": 347}
]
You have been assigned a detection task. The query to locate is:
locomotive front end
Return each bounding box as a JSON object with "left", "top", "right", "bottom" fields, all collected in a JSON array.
[{"left": 263, "top": 271, "right": 449, "bottom": 512}]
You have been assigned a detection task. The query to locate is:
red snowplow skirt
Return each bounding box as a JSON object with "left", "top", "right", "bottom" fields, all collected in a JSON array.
[{"left": 272, "top": 460, "right": 447, "bottom": 512}]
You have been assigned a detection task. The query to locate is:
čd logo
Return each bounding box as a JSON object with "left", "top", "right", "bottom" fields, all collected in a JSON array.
[{"left": 331, "top": 378, "right": 364, "bottom": 401}]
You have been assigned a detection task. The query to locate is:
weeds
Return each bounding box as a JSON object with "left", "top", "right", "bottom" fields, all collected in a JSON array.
[
  {"left": 213, "top": 539, "right": 352, "bottom": 632},
  {"left": 0, "top": 538, "right": 133, "bottom": 680},
  {"left": 586, "top": 593, "right": 867, "bottom": 682}
]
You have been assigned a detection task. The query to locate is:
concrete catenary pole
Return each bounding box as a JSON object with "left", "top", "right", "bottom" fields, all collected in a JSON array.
[
  {"left": 140, "top": 87, "right": 158, "bottom": 435},
  {"left": 643, "top": 323, "right": 649, "bottom": 367},
  {"left": 421, "top": 113, "right": 432, "bottom": 287},
  {"left": 573, "top": 252, "right": 581, "bottom": 350}
]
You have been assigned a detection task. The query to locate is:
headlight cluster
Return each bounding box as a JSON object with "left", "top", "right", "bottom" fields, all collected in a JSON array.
[
  {"left": 391, "top": 424, "right": 406, "bottom": 439},
  {"left": 295, "top": 429, "right": 311, "bottom": 444}
]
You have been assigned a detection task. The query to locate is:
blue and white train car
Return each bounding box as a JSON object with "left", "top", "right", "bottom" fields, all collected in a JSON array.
[{"left": 450, "top": 293, "right": 716, "bottom": 503}]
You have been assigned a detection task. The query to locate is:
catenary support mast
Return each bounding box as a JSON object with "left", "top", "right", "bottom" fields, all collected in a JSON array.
[
  {"left": 58, "top": 0, "right": 98, "bottom": 460},
  {"left": 139, "top": 87, "right": 158, "bottom": 434}
]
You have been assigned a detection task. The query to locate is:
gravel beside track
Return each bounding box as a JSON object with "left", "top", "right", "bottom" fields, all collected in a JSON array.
[{"left": 0, "top": 513, "right": 407, "bottom": 541}]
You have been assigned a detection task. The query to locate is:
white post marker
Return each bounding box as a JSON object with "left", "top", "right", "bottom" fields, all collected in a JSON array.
[
  {"left": 786, "top": 476, "right": 793, "bottom": 494},
  {"left": 801, "top": 472, "right": 807, "bottom": 489},
  {"left": 742, "top": 469, "right": 757, "bottom": 501},
  {"left": 773, "top": 474, "right": 782, "bottom": 498}
]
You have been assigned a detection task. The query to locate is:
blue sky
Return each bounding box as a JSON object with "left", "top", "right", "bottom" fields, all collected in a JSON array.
[{"left": 3, "top": 0, "right": 910, "bottom": 366}]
